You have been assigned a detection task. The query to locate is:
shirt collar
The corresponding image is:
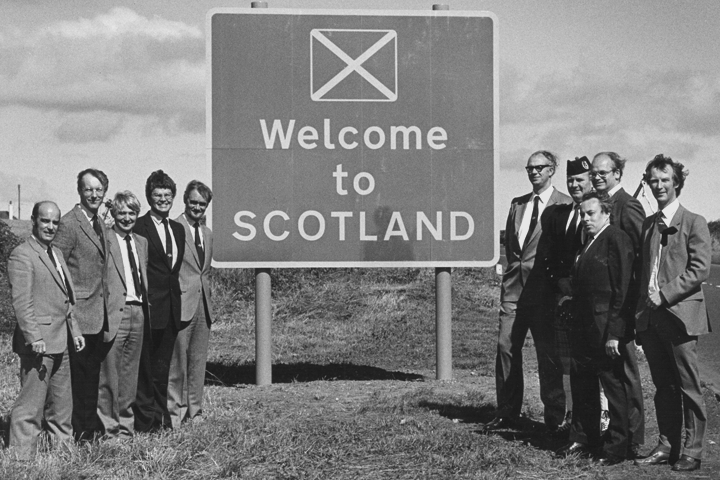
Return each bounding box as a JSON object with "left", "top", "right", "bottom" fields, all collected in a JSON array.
[
  {"left": 607, "top": 184, "right": 623, "bottom": 197},
  {"left": 659, "top": 198, "right": 680, "bottom": 224},
  {"left": 150, "top": 210, "right": 168, "bottom": 225},
  {"left": 531, "top": 186, "right": 554, "bottom": 205},
  {"left": 78, "top": 203, "right": 97, "bottom": 223},
  {"left": 589, "top": 222, "right": 611, "bottom": 242}
]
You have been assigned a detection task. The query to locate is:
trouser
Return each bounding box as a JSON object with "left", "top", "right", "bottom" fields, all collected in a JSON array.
[
  {"left": 69, "top": 332, "right": 103, "bottom": 440},
  {"left": 495, "top": 301, "right": 565, "bottom": 426}
]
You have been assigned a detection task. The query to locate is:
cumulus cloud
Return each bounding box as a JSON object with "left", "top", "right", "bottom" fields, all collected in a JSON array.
[
  {"left": 500, "top": 61, "right": 720, "bottom": 169},
  {"left": 0, "top": 7, "right": 204, "bottom": 142}
]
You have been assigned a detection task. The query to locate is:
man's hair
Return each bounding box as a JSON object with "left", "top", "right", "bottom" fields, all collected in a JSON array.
[
  {"left": 184, "top": 180, "right": 214, "bottom": 204},
  {"left": 111, "top": 191, "right": 141, "bottom": 216},
  {"left": 529, "top": 150, "right": 558, "bottom": 170},
  {"left": 580, "top": 191, "right": 612, "bottom": 215},
  {"left": 643, "top": 154, "right": 688, "bottom": 197},
  {"left": 77, "top": 168, "right": 109, "bottom": 192},
  {"left": 31, "top": 200, "right": 59, "bottom": 219},
  {"left": 145, "top": 170, "right": 177, "bottom": 201},
  {"left": 593, "top": 151, "right": 627, "bottom": 179}
]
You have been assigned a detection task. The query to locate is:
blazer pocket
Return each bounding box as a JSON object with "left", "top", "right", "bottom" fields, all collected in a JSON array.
[
  {"left": 74, "top": 289, "right": 90, "bottom": 300},
  {"left": 36, "top": 315, "right": 52, "bottom": 325},
  {"left": 593, "top": 303, "right": 609, "bottom": 314}
]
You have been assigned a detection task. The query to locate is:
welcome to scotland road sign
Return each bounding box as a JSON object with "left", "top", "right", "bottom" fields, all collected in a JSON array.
[{"left": 208, "top": 9, "right": 498, "bottom": 267}]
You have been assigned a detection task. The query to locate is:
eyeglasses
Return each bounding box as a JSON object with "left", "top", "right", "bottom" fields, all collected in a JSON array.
[
  {"left": 591, "top": 169, "right": 617, "bottom": 179},
  {"left": 188, "top": 200, "right": 208, "bottom": 208},
  {"left": 525, "top": 164, "right": 553, "bottom": 174},
  {"left": 82, "top": 188, "right": 104, "bottom": 195},
  {"left": 151, "top": 193, "right": 174, "bottom": 200}
]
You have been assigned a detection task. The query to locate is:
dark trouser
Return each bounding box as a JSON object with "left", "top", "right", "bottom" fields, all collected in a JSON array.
[
  {"left": 622, "top": 338, "right": 645, "bottom": 448},
  {"left": 9, "top": 352, "right": 73, "bottom": 459},
  {"left": 569, "top": 338, "right": 631, "bottom": 459},
  {"left": 69, "top": 332, "right": 103, "bottom": 440},
  {"left": 133, "top": 320, "right": 179, "bottom": 432},
  {"left": 639, "top": 309, "right": 706, "bottom": 460},
  {"left": 495, "top": 301, "right": 565, "bottom": 426}
]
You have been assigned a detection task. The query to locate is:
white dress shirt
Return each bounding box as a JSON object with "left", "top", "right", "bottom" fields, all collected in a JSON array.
[
  {"left": 150, "top": 211, "right": 178, "bottom": 269},
  {"left": 115, "top": 231, "right": 142, "bottom": 303},
  {"left": 517, "top": 186, "right": 555, "bottom": 248}
]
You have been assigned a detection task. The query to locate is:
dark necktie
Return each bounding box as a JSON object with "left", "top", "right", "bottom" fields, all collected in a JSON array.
[
  {"left": 124, "top": 235, "right": 142, "bottom": 298},
  {"left": 522, "top": 196, "right": 540, "bottom": 251},
  {"left": 194, "top": 222, "right": 205, "bottom": 267},
  {"left": 162, "top": 218, "right": 173, "bottom": 267},
  {"left": 92, "top": 215, "right": 105, "bottom": 254},
  {"left": 47, "top": 245, "right": 71, "bottom": 295},
  {"left": 566, "top": 204, "right": 584, "bottom": 255}
]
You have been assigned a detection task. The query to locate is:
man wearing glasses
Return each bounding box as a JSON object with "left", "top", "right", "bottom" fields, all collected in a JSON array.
[
  {"left": 132, "top": 170, "right": 186, "bottom": 432},
  {"left": 591, "top": 152, "right": 646, "bottom": 458},
  {"left": 485, "top": 151, "right": 571, "bottom": 432},
  {"left": 54, "top": 168, "right": 110, "bottom": 441}
]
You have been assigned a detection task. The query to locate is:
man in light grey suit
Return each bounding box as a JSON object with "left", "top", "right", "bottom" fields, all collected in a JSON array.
[
  {"left": 54, "top": 168, "right": 109, "bottom": 440},
  {"left": 486, "top": 150, "right": 572, "bottom": 431},
  {"left": 7, "top": 201, "right": 85, "bottom": 459},
  {"left": 98, "top": 191, "right": 150, "bottom": 439},
  {"left": 168, "top": 180, "right": 214, "bottom": 427},
  {"left": 634, "top": 155, "right": 711, "bottom": 472}
]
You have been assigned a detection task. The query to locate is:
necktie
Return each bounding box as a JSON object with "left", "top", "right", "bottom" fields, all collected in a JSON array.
[
  {"left": 47, "top": 245, "right": 71, "bottom": 295},
  {"left": 162, "top": 218, "right": 173, "bottom": 267},
  {"left": 522, "top": 196, "right": 540, "bottom": 251},
  {"left": 124, "top": 235, "right": 142, "bottom": 298},
  {"left": 92, "top": 215, "right": 105, "bottom": 254},
  {"left": 194, "top": 222, "right": 205, "bottom": 267},
  {"left": 648, "top": 215, "right": 664, "bottom": 295},
  {"left": 566, "top": 204, "right": 584, "bottom": 255}
]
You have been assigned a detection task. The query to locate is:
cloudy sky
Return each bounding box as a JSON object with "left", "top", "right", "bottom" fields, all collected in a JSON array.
[{"left": 1, "top": 0, "right": 719, "bottom": 231}]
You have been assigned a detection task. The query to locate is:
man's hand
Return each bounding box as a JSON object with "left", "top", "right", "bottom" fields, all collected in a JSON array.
[
  {"left": 74, "top": 336, "right": 85, "bottom": 352},
  {"left": 605, "top": 339, "right": 620, "bottom": 358},
  {"left": 557, "top": 278, "right": 573, "bottom": 297},
  {"left": 31, "top": 340, "right": 46, "bottom": 354},
  {"left": 647, "top": 290, "right": 663, "bottom": 310}
]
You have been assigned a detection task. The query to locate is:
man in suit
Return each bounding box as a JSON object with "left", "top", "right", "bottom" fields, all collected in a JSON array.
[
  {"left": 591, "top": 152, "right": 646, "bottom": 456},
  {"left": 168, "top": 180, "right": 214, "bottom": 427},
  {"left": 487, "top": 150, "right": 572, "bottom": 431},
  {"left": 7, "top": 201, "right": 85, "bottom": 459},
  {"left": 133, "top": 170, "right": 186, "bottom": 431},
  {"left": 544, "top": 157, "right": 594, "bottom": 432},
  {"left": 634, "top": 155, "right": 711, "bottom": 472},
  {"left": 98, "top": 191, "right": 150, "bottom": 438},
  {"left": 53, "top": 168, "right": 109, "bottom": 440},
  {"left": 555, "top": 192, "right": 634, "bottom": 465}
]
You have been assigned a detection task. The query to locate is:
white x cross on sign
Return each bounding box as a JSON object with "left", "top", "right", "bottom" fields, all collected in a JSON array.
[{"left": 310, "top": 29, "right": 397, "bottom": 102}]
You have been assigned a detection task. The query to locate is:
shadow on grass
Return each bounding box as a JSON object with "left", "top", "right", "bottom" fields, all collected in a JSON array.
[
  {"left": 205, "top": 362, "right": 424, "bottom": 386},
  {"left": 418, "top": 400, "right": 566, "bottom": 453}
]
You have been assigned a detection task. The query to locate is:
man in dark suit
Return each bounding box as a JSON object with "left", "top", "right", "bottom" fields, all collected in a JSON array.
[
  {"left": 486, "top": 150, "right": 572, "bottom": 431},
  {"left": 544, "top": 157, "right": 594, "bottom": 432},
  {"left": 98, "top": 191, "right": 150, "bottom": 438},
  {"left": 53, "top": 168, "right": 110, "bottom": 440},
  {"left": 133, "top": 170, "right": 186, "bottom": 431},
  {"left": 168, "top": 180, "right": 214, "bottom": 427},
  {"left": 634, "top": 155, "right": 711, "bottom": 472},
  {"left": 591, "top": 152, "right": 646, "bottom": 455},
  {"left": 556, "top": 192, "right": 634, "bottom": 465},
  {"left": 7, "top": 201, "right": 85, "bottom": 459}
]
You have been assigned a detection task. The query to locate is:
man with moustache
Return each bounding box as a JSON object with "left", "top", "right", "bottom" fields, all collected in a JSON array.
[
  {"left": 98, "top": 191, "right": 150, "bottom": 438},
  {"left": 7, "top": 201, "right": 85, "bottom": 459},
  {"left": 591, "top": 152, "right": 646, "bottom": 457},
  {"left": 556, "top": 192, "right": 634, "bottom": 465},
  {"left": 634, "top": 155, "right": 710, "bottom": 472},
  {"left": 53, "top": 168, "right": 109, "bottom": 440},
  {"left": 486, "top": 150, "right": 572, "bottom": 431},
  {"left": 544, "top": 157, "right": 594, "bottom": 432},
  {"left": 167, "top": 181, "right": 214, "bottom": 427},
  {"left": 132, "top": 170, "right": 185, "bottom": 432}
]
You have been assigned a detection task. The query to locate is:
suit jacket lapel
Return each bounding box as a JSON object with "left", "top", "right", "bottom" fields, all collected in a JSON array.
[
  {"left": 30, "top": 237, "right": 67, "bottom": 294},
  {"left": 178, "top": 214, "right": 201, "bottom": 268},
  {"left": 660, "top": 205, "right": 684, "bottom": 268},
  {"left": 74, "top": 205, "right": 105, "bottom": 258},
  {"left": 140, "top": 213, "right": 167, "bottom": 269},
  {"left": 108, "top": 230, "right": 127, "bottom": 290}
]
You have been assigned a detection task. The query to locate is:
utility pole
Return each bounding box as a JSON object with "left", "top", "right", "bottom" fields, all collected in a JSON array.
[{"left": 17, "top": 184, "right": 20, "bottom": 220}]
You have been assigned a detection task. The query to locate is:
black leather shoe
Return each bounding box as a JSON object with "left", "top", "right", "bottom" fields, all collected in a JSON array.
[
  {"left": 671, "top": 455, "right": 701, "bottom": 472},
  {"left": 555, "top": 442, "right": 591, "bottom": 457},
  {"left": 596, "top": 455, "right": 625, "bottom": 466},
  {"left": 481, "top": 416, "right": 516, "bottom": 431},
  {"left": 633, "top": 447, "right": 671, "bottom": 466}
]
